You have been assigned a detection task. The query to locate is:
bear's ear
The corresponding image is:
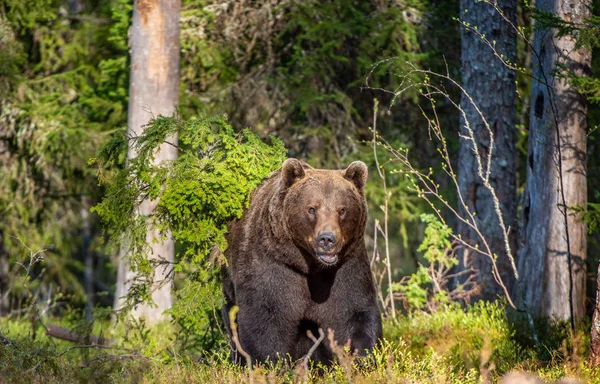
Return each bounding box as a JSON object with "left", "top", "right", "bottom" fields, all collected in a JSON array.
[
  {"left": 281, "top": 158, "right": 306, "bottom": 188},
  {"left": 344, "top": 161, "right": 368, "bottom": 193}
]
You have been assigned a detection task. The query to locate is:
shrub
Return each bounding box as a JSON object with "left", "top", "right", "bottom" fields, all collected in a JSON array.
[{"left": 93, "top": 114, "right": 287, "bottom": 353}]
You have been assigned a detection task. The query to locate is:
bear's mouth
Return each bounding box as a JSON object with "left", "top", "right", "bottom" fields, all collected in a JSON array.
[{"left": 316, "top": 253, "right": 338, "bottom": 265}]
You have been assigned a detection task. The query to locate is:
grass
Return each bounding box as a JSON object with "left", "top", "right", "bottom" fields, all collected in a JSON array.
[{"left": 1, "top": 302, "right": 599, "bottom": 383}]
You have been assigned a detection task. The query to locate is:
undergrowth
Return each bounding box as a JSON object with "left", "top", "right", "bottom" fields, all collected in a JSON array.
[{"left": 2, "top": 304, "right": 599, "bottom": 383}]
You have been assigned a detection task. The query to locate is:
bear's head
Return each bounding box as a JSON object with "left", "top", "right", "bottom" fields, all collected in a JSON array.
[{"left": 279, "top": 158, "right": 368, "bottom": 267}]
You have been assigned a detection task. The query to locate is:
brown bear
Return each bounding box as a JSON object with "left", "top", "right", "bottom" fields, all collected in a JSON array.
[{"left": 221, "top": 159, "right": 382, "bottom": 366}]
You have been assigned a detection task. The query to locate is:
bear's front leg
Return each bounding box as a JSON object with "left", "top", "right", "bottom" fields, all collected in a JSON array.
[
  {"left": 233, "top": 264, "right": 309, "bottom": 365},
  {"left": 346, "top": 309, "right": 382, "bottom": 356},
  {"left": 318, "top": 255, "right": 382, "bottom": 357}
]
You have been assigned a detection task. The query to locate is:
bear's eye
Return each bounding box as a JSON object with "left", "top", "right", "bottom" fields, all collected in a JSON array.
[
  {"left": 308, "top": 207, "right": 316, "bottom": 216},
  {"left": 339, "top": 208, "right": 346, "bottom": 217}
]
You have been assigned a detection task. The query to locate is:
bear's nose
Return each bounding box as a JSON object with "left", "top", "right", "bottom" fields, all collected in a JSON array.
[{"left": 317, "top": 232, "right": 337, "bottom": 249}]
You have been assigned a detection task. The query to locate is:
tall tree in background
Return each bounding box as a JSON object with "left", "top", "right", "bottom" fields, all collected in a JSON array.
[
  {"left": 114, "top": 0, "right": 181, "bottom": 322},
  {"left": 519, "top": 0, "right": 591, "bottom": 324},
  {"left": 0, "top": 235, "right": 8, "bottom": 316},
  {"left": 456, "top": 0, "right": 518, "bottom": 300}
]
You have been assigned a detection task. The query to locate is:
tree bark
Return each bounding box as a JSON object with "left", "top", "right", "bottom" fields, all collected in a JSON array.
[
  {"left": 519, "top": 0, "right": 590, "bottom": 324},
  {"left": 82, "top": 197, "right": 94, "bottom": 321},
  {"left": 0, "top": 229, "right": 9, "bottom": 317},
  {"left": 593, "top": 262, "right": 600, "bottom": 364},
  {"left": 456, "top": 0, "right": 518, "bottom": 301},
  {"left": 114, "top": 0, "right": 181, "bottom": 324}
]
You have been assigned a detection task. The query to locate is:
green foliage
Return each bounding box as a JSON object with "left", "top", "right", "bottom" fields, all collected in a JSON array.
[
  {"left": 385, "top": 302, "right": 524, "bottom": 376},
  {"left": 0, "top": 0, "right": 131, "bottom": 307},
  {"left": 178, "top": 0, "right": 238, "bottom": 117},
  {"left": 0, "top": 18, "right": 24, "bottom": 93},
  {"left": 531, "top": 7, "right": 600, "bottom": 51},
  {"left": 0, "top": 336, "right": 75, "bottom": 383},
  {"left": 95, "top": 114, "right": 286, "bottom": 265},
  {"left": 278, "top": 0, "right": 426, "bottom": 117},
  {"left": 572, "top": 202, "right": 600, "bottom": 234},
  {"left": 94, "top": 114, "right": 286, "bottom": 351},
  {"left": 568, "top": 70, "right": 600, "bottom": 105},
  {"left": 398, "top": 266, "right": 431, "bottom": 309},
  {"left": 586, "top": 202, "right": 600, "bottom": 234},
  {"left": 418, "top": 213, "right": 455, "bottom": 267},
  {"left": 395, "top": 214, "right": 458, "bottom": 310},
  {"left": 175, "top": 0, "right": 439, "bottom": 159}
]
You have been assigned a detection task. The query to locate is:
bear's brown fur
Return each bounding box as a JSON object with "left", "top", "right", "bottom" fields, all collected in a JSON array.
[{"left": 222, "top": 159, "right": 382, "bottom": 365}]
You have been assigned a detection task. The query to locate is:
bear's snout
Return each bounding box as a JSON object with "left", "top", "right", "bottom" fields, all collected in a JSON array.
[{"left": 317, "top": 232, "right": 337, "bottom": 250}]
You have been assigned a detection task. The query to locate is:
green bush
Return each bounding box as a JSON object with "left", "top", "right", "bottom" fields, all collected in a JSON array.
[
  {"left": 385, "top": 301, "right": 524, "bottom": 376},
  {"left": 93, "top": 114, "right": 287, "bottom": 353}
]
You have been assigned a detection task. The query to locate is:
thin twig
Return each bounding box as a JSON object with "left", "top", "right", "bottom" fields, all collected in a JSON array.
[
  {"left": 229, "top": 305, "right": 253, "bottom": 380},
  {"left": 302, "top": 328, "right": 325, "bottom": 382},
  {"left": 372, "top": 99, "right": 396, "bottom": 321}
]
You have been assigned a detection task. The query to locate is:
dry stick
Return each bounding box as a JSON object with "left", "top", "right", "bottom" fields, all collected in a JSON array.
[
  {"left": 46, "top": 324, "right": 113, "bottom": 346},
  {"left": 371, "top": 220, "right": 390, "bottom": 316},
  {"left": 372, "top": 99, "right": 396, "bottom": 321},
  {"left": 58, "top": 344, "right": 133, "bottom": 358},
  {"left": 419, "top": 69, "right": 517, "bottom": 278},
  {"left": 375, "top": 264, "right": 390, "bottom": 314},
  {"left": 446, "top": 80, "right": 538, "bottom": 340},
  {"left": 411, "top": 64, "right": 519, "bottom": 280},
  {"left": 228, "top": 306, "right": 253, "bottom": 378},
  {"left": 370, "top": 220, "right": 379, "bottom": 268},
  {"left": 302, "top": 328, "right": 325, "bottom": 382}
]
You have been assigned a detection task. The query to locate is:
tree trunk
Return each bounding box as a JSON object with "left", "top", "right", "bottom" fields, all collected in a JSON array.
[
  {"left": 0, "top": 229, "right": 9, "bottom": 317},
  {"left": 593, "top": 262, "right": 600, "bottom": 363},
  {"left": 82, "top": 197, "right": 94, "bottom": 321},
  {"left": 456, "top": 0, "right": 518, "bottom": 301},
  {"left": 519, "top": 0, "right": 590, "bottom": 324},
  {"left": 114, "top": 0, "right": 181, "bottom": 324}
]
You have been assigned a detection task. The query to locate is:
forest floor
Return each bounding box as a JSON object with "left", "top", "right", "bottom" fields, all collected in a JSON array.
[{"left": 1, "top": 302, "right": 599, "bottom": 383}]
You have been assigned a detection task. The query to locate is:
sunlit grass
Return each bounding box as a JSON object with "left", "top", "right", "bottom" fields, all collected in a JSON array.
[{"left": 2, "top": 302, "right": 600, "bottom": 383}]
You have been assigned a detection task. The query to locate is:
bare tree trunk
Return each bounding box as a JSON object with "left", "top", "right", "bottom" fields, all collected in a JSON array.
[
  {"left": 519, "top": 0, "right": 590, "bottom": 325},
  {"left": 0, "top": 229, "right": 9, "bottom": 317},
  {"left": 82, "top": 197, "right": 94, "bottom": 321},
  {"left": 592, "top": 262, "right": 600, "bottom": 363},
  {"left": 456, "top": 0, "right": 518, "bottom": 301},
  {"left": 113, "top": 0, "right": 181, "bottom": 324}
]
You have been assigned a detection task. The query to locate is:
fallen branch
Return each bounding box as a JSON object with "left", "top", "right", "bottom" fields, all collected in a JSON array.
[{"left": 46, "top": 324, "right": 113, "bottom": 346}]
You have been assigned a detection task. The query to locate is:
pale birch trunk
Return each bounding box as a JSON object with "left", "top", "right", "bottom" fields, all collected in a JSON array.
[{"left": 114, "top": 0, "right": 181, "bottom": 324}]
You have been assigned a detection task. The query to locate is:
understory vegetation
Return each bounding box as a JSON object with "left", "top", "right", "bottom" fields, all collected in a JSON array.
[
  {"left": 1, "top": 207, "right": 599, "bottom": 383},
  {"left": 1, "top": 304, "right": 598, "bottom": 383}
]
